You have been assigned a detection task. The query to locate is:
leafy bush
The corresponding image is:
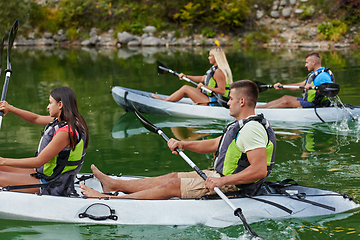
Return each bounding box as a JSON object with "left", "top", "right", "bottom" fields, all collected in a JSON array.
[
  {"left": 201, "top": 27, "right": 216, "bottom": 38},
  {"left": 0, "top": 0, "right": 29, "bottom": 35},
  {"left": 298, "top": 5, "right": 315, "bottom": 20},
  {"left": 339, "top": 0, "right": 360, "bottom": 24},
  {"left": 317, "top": 20, "right": 348, "bottom": 42},
  {"left": 354, "top": 26, "right": 360, "bottom": 45}
]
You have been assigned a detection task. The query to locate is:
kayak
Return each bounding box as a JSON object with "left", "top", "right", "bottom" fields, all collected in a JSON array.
[
  {"left": 0, "top": 174, "right": 358, "bottom": 227},
  {"left": 111, "top": 86, "right": 360, "bottom": 124}
]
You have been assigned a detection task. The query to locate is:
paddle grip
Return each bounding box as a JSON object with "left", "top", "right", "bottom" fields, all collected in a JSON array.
[
  {"left": 0, "top": 71, "right": 11, "bottom": 118},
  {"left": 1, "top": 71, "right": 11, "bottom": 101}
]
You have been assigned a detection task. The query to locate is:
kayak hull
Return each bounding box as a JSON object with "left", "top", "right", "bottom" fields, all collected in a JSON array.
[
  {"left": 0, "top": 175, "right": 358, "bottom": 227},
  {"left": 111, "top": 86, "right": 360, "bottom": 123}
]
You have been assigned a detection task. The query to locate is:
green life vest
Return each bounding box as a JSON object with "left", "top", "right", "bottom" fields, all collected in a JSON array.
[
  {"left": 34, "top": 118, "right": 86, "bottom": 196},
  {"left": 203, "top": 65, "right": 230, "bottom": 98},
  {"left": 214, "top": 114, "right": 276, "bottom": 195}
]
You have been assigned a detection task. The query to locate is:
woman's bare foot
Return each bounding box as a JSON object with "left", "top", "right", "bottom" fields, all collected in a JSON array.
[
  {"left": 151, "top": 94, "right": 163, "bottom": 100},
  {"left": 79, "top": 182, "right": 106, "bottom": 198},
  {"left": 91, "top": 164, "right": 116, "bottom": 193}
]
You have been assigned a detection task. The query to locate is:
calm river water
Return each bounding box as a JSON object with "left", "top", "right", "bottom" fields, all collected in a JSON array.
[{"left": 0, "top": 46, "right": 359, "bottom": 239}]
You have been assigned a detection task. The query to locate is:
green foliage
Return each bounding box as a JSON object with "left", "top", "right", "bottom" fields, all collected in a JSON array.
[
  {"left": 354, "top": 27, "right": 360, "bottom": 45},
  {"left": 174, "top": 29, "right": 182, "bottom": 38},
  {"left": 174, "top": 0, "right": 252, "bottom": 32},
  {"left": 338, "top": 0, "right": 360, "bottom": 24},
  {"left": 243, "top": 30, "right": 270, "bottom": 47},
  {"left": 201, "top": 27, "right": 216, "bottom": 38},
  {"left": 298, "top": 5, "right": 315, "bottom": 20},
  {"left": 317, "top": 20, "right": 348, "bottom": 42},
  {"left": 173, "top": 2, "right": 203, "bottom": 22},
  {"left": 130, "top": 23, "right": 144, "bottom": 35},
  {"left": 66, "top": 27, "right": 79, "bottom": 41},
  {"left": 0, "top": 0, "right": 29, "bottom": 35},
  {"left": 208, "top": 0, "right": 251, "bottom": 28},
  {"left": 0, "top": 0, "right": 359, "bottom": 43}
]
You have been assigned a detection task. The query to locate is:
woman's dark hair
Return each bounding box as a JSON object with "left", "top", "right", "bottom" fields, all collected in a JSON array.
[{"left": 50, "top": 87, "right": 89, "bottom": 149}]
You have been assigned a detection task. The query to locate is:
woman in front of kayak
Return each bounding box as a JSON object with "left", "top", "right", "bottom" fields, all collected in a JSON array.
[
  {"left": 0, "top": 86, "right": 88, "bottom": 196},
  {"left": 152, "top": 46, "right": 233, "bottom": 105}
]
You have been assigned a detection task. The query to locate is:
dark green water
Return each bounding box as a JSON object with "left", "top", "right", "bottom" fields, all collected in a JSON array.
[{"left": 0, "top": 46, "right": 359, "bottom": 239}]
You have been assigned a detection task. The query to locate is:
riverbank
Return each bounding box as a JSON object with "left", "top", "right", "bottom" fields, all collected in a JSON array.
[{"left": 11, "top": 0, "right": 360, "bottom": 50}]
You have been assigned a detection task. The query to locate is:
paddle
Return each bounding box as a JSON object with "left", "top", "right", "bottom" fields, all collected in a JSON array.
[
  {"left": 0, "top": 19, "right": 19, "bottom": 130},
  {"left": 156, "top": 61, "right": 229, "bottom": 108},
  {"left": 254, "top": 80, "right": 340, "bottom": 98},
  {"left": 132, "top": 102, "right": 263, "bottom": 240},
  {"left": 0, "top": 34, "right": 6, "bottom": 78}
]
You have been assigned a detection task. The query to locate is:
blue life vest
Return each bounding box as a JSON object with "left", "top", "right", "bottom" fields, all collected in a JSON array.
[{"left": 303, "top": 68, "right": 335, "bottom": 105}]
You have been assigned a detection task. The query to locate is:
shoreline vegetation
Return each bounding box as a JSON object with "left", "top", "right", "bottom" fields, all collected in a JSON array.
[{"left": 1, "top": 0, "right": 360, "bottom": 50}]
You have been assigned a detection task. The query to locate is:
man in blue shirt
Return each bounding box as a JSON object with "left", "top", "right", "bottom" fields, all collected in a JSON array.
[{"left": 257, "top": 51, "right": 334, "bottom": 108}]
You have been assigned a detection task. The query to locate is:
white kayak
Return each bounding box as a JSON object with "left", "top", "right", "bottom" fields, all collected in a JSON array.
[
  {"left": 0, "top": 174, "right": 358, "bottom": 227},
  {"left": 111, "top": 86, "right": 360, "bottom": 124}
]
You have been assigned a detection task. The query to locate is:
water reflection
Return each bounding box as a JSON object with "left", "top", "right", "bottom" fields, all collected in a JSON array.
[
  {"left": 111, "top": 112, "right": 226, "bottom": 139},
  {"left": 274, "top": 119, "right": 360, "bottom": 157}
]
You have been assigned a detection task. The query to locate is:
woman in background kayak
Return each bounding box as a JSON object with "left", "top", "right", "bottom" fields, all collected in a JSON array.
[
  {"left": 152, "top": 46, "right": 233, "bottom": 105},
  {"left": 0, "top": 86, "right": 88, "bottom": 196}
]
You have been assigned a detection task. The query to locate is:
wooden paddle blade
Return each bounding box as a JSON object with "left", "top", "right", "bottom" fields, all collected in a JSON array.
[
  {"left": 157, "top": 61, "right": 169, "bottom": 75},
  {"left": 317, "top": 83, "right": 340, "bottom": 97}
]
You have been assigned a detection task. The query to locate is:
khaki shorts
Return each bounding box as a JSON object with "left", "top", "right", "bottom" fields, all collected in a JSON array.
[{"left": 178, "top": 170, "right": 237, "bottom": 199}]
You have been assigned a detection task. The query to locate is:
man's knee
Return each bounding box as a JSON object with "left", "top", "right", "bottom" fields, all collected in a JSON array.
[
  {"left": 281, "top": 95, "right": 295, "bottom": 100},
  {"left": 164, "top": 172, "right": 178, "bottom": 178},
  {"left": 159, "top": 178, "right": 181, "bottom": 195},
  {"left": 283, "top": 99, "right": 300, "bottom": 108}
]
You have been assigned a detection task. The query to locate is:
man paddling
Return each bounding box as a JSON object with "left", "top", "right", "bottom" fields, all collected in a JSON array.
[
  {"left": 257, "top": 51, "right": 335, "bottom": 108},
  {"left": 80, "top": 80, "right": 276, "bottom": 199}
]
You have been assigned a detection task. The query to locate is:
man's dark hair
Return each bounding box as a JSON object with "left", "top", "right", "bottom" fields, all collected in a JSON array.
[
  {"left": 305, "top": 51, "right": 321, "bottom": 60},
  {"left": 230, "top": 80, "right": 259, "bottom": 107}
]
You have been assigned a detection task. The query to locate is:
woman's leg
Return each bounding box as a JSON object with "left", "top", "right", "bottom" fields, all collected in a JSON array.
[
  {"left": 153, "top": 85, "right": 209, "bottom": 104},
  {"left": 0, "top": 170, "right": 40, "bottom": 193},
  {"left": 0, "top": 166, "right": 35, "bottom": 173}
]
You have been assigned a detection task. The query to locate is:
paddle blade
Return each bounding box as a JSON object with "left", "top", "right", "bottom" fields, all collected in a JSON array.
[
  {"left": 317, "top": 83, "right": 340, "bottom": 97},
  {"left": 253, "top": 81, "right": 272, "bottom": 93},
  {"left": 157, "top": 61, "right": 170, "bottom": 75},
  {"left": 7, "top": 19, "right": 19, "bottom": 70},
  {"left": 0, "top": 34, "right": 6, "bottom": 77},
  {"left": 131, "top": 102, "right": 159, "bottom": 134}
]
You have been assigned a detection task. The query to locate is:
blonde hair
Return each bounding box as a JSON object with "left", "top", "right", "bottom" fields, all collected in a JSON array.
[{"left": 210, "top": 46, "right": 233, "bottom": 85}]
